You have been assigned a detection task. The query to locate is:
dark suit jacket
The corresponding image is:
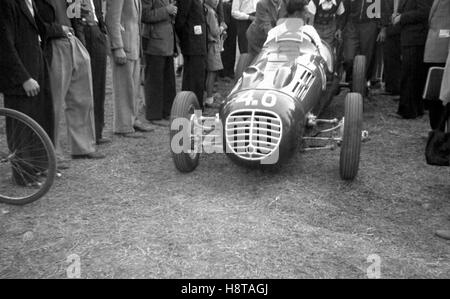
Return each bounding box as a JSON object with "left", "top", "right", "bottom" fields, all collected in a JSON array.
[
  {"left": 175, "top": 0, "right": 207, "bottom": 56},
  {"left": 34, "top": 0, "right": 69, "bottom": 64},
  {"left": 398, "top": 0, "right": 433, "bottom": 47},
  {"left": 142, "top": 0, "right": 175, "bottom": 56},
  {"left": 0, "top": 0, "right": 51, "bottom": 95},
  {"left": 381, "top": 0, "right": 401, "bottom": 36}
]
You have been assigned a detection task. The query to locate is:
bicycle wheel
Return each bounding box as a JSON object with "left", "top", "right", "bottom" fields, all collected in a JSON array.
[{"left": 0, "top": 108, "right": 56, "bottom": 205}]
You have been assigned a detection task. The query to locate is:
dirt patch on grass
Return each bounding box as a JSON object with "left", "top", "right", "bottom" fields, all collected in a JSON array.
[{"left": 0, "top": 75, "right": 449, "bottom": 278}]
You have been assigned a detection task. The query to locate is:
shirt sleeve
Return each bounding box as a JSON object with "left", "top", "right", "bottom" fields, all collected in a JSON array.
[
  {"left": 306, "top": 1, "right": 317, "bottom": 16},
  {"left": 336, "top": 1, "right": 345, "bottom": 16},
  {"left": 232, "top": 0, "right": 250, "bottom": 20}
]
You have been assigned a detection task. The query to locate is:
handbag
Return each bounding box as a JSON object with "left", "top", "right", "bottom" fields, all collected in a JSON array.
[{"left": 425, "top": 105, "right": 450, "bottom": 166}]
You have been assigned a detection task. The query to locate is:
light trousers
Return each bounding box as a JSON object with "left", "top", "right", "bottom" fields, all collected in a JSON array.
[
  {"left": 111, "top": 58, "right": 141, "bottom": 134},
  {"left": 49, "top": 36, "right": 96, "bottom": 156}
]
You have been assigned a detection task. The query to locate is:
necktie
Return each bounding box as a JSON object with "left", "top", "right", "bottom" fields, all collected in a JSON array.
[{"left": 25, "top": 0, "right": 41, "bottom": 42}]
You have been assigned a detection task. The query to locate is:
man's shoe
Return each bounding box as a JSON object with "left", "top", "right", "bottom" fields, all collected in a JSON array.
[
  {"left": 57, "top": 159, "right": 70, "bottom": 170},
  {"left": 115, "top": 132, "right": 146, "bottom": 139},
  {"left": 96, "top": 137, "right": 112, "bottom": 145},
  {"left": 134, "top": 122, "right": 155, "bottom": 132},
  {"left": 150, "top": 119, "right": 170, "bottom": 127},
  {"left": 435, "top": 230, "right": 450, "bottom": 240},
  {"left": 72, "top": 152, "right": 106, "bottom": 160}
]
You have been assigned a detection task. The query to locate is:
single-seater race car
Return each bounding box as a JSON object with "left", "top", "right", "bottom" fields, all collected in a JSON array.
[{"left": 170, "top": 18, "right": 368, "bottom": 180}]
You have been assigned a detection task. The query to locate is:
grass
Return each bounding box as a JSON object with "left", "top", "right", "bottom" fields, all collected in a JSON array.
[{"left": 0, "top": 64, "right": 449, "bottom": 278}]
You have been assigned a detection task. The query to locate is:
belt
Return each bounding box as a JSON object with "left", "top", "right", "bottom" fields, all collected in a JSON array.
[{"left": 79, "top": 18, "right": 98, "bottom": 27}]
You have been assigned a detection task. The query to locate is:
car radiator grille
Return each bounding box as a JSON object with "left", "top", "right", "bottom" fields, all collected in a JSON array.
[{"left": 225, "top": 110, "right": 282, "bottom": 161}]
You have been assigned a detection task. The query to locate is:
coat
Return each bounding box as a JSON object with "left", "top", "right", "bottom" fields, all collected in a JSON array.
[
  {"left": 105, "top": 0, "right": 142, "bottom": 60},
  {"left": 0, "top": 0, "right": 54, "bottom": 142},
  {"left": 397, "top": 0, "right": 433, "bottom": 47},
  {"left": 175, "top": 0, "right": 207, "bottom": 56},
  {"left": 381, "top": 0, "right": 402, "bottom": 36},
  {"left": 142, "top": 0, "right": 176, "bottom": 56},
  {"left": 0, "top": 0, "right": 51, "bottom": 95},
  {"left": 246, "top": 0, "right": 280, "bottom": 55},
  {"left": 424, "top": 0, "right": 450, "bottom": 63},
  {"left": 441, "top": 46, "right": 450, "bottom": 104}
]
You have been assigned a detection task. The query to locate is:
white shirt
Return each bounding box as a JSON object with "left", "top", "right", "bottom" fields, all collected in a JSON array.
[
  {"left": 307, "top": 0, "right": 345, "bottom": 16},
  {"left": 81, "top": 0, "right": 99, "bottom": 23},
  {"left": 232, "top": 0, "right": 259, "bottom": 20},
  {"left": 25, "top": 0, "right": 42, "bottom": 42},
  {"left": 25, "top": 0, "right": 35, "bottom": 16}
]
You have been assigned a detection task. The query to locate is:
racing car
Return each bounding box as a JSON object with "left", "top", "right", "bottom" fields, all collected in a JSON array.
[{"left": 169, "top": 18, "right": 368, "bottom": 180}]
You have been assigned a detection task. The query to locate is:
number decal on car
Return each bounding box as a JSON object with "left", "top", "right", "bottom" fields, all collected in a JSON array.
[{"left": 236, "top": 91, "right": 278, "bottom": 107}]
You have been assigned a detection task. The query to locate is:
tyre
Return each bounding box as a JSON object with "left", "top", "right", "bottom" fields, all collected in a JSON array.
[
  {"left": 170, "top": 92, "right": 201, "bottom": 173},
  {"left": 352, "top": 55, "right": 366, "bottom": 95},
  {"left": 0, "top": 108, "right": 56, "bottom": 205},
  {"left": 339, "top": 93, "right": 363, "bottom": 180}
]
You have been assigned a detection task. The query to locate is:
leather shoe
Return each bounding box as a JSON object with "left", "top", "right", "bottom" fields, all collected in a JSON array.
[
  {"left": 57, "top": 159, "right": 70, "bottom": 170},
  {"left": 72, "top": 152, "right": 106, "bottom": 160},
  {"left": 134, "top": 122, "right": 155, "bottom": 132},
  {"left": 115, "top": 132, "right": 146, "bottom": 139},
  {"left": 150, "top": 119, "right": 170, "bottom": 127},
  {"left": 96, "top": 137, "right": 112, "bottom": 145},
  {"left": 435, "top": 230, "right": 450, "bottom": 240}
]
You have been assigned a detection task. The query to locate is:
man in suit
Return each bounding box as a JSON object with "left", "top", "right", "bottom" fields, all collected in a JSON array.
[
  {"left": 71, "top": 0, "right": 110, "bottom": 145},
  {"left": 175, "top": 0, "right": 208, "bottom": 108},
  {"left": 380, "top": 0, "right": 401, "bottom": 95},
  {"left": 35, "top": 0, "right": 105, "bottom": 161},
  {"left": 220, "top": 0, "right": 237, "bottom": 80},
  {"left": 342, "top": 0, "right": 381, "bottom": 83},
  {"left": 106, "top": 0, "right": 154, "bottom": 138},
  {"left": 423, "top": 0, "right": 450, "bottom": 129},
  {"left": 0, "top": 0, "right": 55, "bottom": 185},
  {"left": 142, "top": 0, "right": 177, "bottom": 126},
  {"left": 392, "top": 0, "right": 432, "bottom": 119}
]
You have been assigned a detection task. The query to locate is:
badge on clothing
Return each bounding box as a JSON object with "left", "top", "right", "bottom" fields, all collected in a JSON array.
[
  {"left": 194, "top": 25, "right": 203, "bottom": 35},
  {"left": 439, "top": 29, "right": 450, "bottom": 38}
]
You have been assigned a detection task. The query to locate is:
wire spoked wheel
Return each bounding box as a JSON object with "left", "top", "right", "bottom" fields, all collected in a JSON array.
[{"left": 0, "top": 108, "right": 56, "bottom": 205}]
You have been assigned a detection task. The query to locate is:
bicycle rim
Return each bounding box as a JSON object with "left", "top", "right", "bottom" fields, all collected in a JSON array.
[{"left": 0, "top": 108, "right": 56, "bottom": 205}]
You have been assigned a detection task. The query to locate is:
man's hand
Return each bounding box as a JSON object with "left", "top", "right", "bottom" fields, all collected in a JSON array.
[
  {"left": 377, "top": 27, "right": 387, "bottom": 43},
  {"left": 392, "top": 14, "right": 401, "bottom": 26},
  {"left": 166, "top": 4, "right": 178, "bottom": 16},
  {"left": 22, "top": 78, "right": 40, "bottom": 97},
  {"left": 334, "top": 29, "right": 342, "bottom": 41},
  {"left": 220, "top": 22, "right": 228, "bottom": 31},
  {"left": 113, "top": 48, "right": 127, "bottom": 65},
  {"left": 62, "top": 25, "right": 74, "bottom": 37}
]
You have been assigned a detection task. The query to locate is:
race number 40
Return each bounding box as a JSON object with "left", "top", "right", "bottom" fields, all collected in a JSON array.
[{"left": 235, "top": 91, "right": 278, "bottom": 108}]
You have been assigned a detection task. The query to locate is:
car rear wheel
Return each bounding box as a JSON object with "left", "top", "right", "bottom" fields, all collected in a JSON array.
[
  {"left": 340, "top": 93, "right": 363, "bottom": 180},
  {"left": 352, "top": 55, "right": 366, "bottom": 96},
  {"left": 170, "top": 92, "right": 200, "bottom": 173}
]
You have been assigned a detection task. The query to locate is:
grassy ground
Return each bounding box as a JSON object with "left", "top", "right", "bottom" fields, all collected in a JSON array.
[{"left": 0, "top": 70, "right": 449, "bottom": 278}]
